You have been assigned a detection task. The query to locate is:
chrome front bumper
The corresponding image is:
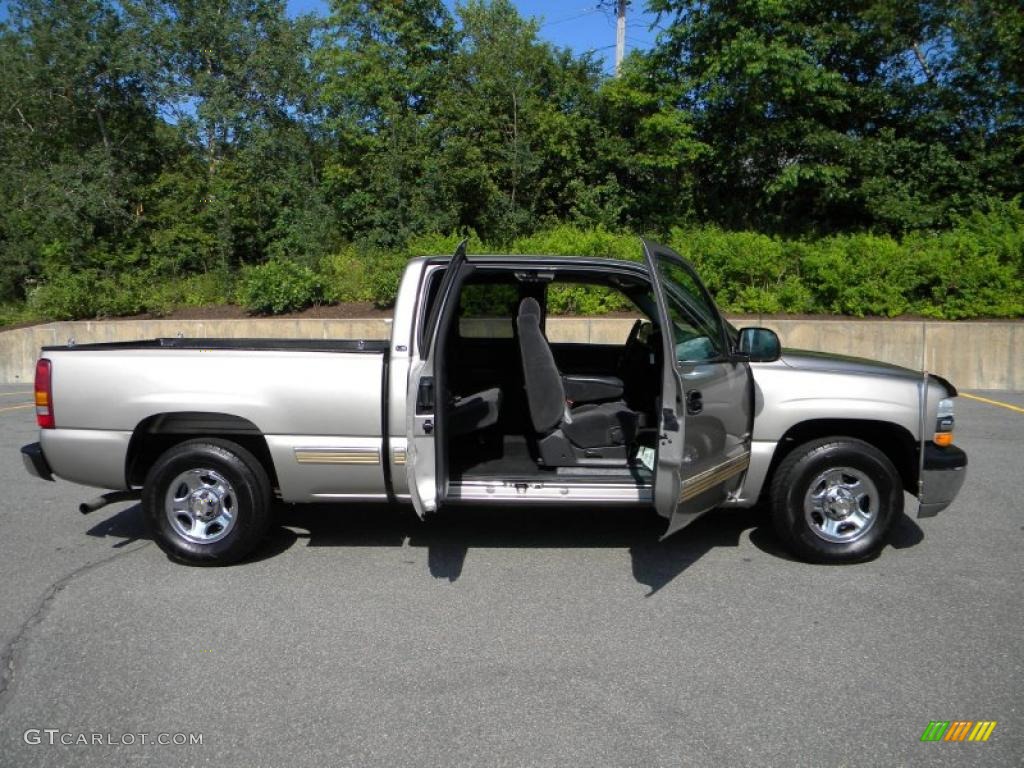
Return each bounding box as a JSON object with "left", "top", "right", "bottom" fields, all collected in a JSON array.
[{"left": 918, "top": 442, "right": 967, "bottom": 518}]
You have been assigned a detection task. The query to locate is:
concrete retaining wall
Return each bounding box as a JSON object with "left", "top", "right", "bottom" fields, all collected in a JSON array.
[{"left": 1, "top": 316, "right": 1020, "bottom": 391}]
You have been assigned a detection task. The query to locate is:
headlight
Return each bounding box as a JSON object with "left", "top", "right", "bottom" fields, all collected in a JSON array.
[{"left": 934, "top": 398, "right": 955, "bottom": 445}]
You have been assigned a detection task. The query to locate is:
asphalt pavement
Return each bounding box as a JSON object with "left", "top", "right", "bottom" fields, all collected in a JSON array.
[{"left": 0, "top": 385, "right": 1021, "bottom": 767}]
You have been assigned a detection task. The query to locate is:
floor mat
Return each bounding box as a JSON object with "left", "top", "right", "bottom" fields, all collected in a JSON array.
[{"left": 452, "top": 434, "right": 537, "bottom": 478}]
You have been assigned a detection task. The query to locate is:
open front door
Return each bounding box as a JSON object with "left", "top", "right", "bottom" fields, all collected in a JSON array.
[
  {"left": 643, "top": 240, "right": 754, "bottom": 539},
  {"left": 643, "top": 240, "right": 688, "bottom": 534},
  {"left": 406, "top": 241, "right": 471, "bottom": 518}
]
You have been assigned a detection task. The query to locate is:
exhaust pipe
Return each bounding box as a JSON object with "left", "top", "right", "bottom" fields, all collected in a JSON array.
[{"left": 79, "top": 490, "right": 142, "bottom": 515}]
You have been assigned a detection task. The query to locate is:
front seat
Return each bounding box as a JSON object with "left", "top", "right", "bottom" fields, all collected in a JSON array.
[
  {"left": 449, "top": 387, "right": 502, "bottom": 437},
  {"left": 516, "top": 297, "right": 639, "bottom": 466}
]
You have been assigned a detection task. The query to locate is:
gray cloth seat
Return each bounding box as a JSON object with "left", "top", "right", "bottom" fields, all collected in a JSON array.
[
  {"left": 561, "top": 401, "right": 639, "bottom": 448},
  {"left": 449, "top": 387, "right": 502, "bottom": 436},
  {"left": 516, "top": 297, "right": 639, "bottom": 463}
]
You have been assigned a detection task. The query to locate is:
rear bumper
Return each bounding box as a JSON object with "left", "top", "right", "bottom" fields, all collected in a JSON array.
[
  {"left": 21, "top": 442, "right": 54, "bottom": 482},
  {"left": 918, "top": 442, "right": 967, "bottom": 518}
]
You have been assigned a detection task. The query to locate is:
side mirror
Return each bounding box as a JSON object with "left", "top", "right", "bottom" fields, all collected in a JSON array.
[{"left": 737, "top": 327, "right": 781, "bottom": 362}]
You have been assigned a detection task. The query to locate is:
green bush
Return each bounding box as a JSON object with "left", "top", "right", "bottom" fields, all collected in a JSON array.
[
  {"left": 901, "top": 202, "right": 1024, "bottom": 319},
  {"left": 365, "top": 251, "right": 409, "bottom": 308},
  {"left": 350, "top": 232, "right": 482, "bottom": 308},
  {"left": 238, "top": 259, "right": 322, "bottom": 314},
  {"left": 10, "top": 207, "right": 1024, "bottom": 322},
  {"left": 143, "top": 271, "right": 232, "bottom": 316},
  {"left": 0, "top": 300, "right": 42, "bottom": 328},
  {"left": 320, "top": 246, "right": 375, "bottom": 303},
  {"left": 547, "top": 284, "right": 634, "bottom": 315},
  {"left": 27, "top": 268, "right": 164, "bottom": 320},
  {"left": 27, "top": 269, "right": 102, "bottom": 320},
  {"left": 799, "top": 234, "right": 918, "bottom": 317},
  {"left": 510, "top": 225, "right": 639, "bottom": 261}
]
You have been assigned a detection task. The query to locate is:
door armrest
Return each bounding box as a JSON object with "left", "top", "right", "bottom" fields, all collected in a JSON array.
[{"left": 562, "top": 375, "right": 624, "bottom": 404}]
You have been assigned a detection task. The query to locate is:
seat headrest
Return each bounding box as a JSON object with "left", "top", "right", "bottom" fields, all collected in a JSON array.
[{"left": 518, "top": 297, "right": 542, "bottom": 322}]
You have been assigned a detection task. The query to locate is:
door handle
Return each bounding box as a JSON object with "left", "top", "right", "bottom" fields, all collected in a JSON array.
[{"left": 686, "top": 390, "right": 703, "bottom": 415}]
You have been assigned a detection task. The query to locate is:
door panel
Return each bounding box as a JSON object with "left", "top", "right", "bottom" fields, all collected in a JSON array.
[
  {"left": 407, "top": 241, "right": 469, "bottom": 517},
  {"left": 642, "top": 241, "right": 687, "bottom": 524},
  {"left": 642, "top": 240, "right": 754, "bottom": 538},
  {"left": 665, "top": 360, "right": 752, "bottom": 537},
  {"left": 679, "top": 362, "right": 752, "bottom": 479}
]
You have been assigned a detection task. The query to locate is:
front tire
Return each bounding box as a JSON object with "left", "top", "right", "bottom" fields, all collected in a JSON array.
[
  {"left": 143, "top": 439, "right": 272, "bottom": 566},
  {"left": 770, "top": 437, "right": 903, "bottom": 564}
]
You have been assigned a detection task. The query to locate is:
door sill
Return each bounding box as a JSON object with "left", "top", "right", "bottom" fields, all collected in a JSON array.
[{"left": 447, "top": 479, "right": 652, "bottom": 504}]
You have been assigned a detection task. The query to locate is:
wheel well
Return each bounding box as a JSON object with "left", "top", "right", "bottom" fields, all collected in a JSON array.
[
  {"left": 766, "top": 419, "right": 919, "bottom": 497},
  {"left": 125, "top": 412, "right": 278, "bottom": 489}
]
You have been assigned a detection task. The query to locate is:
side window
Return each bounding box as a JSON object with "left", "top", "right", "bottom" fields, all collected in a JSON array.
[
  {"left": 546, "top": 283, "right": 643, "bottom": 344},
  {"left": 657, "top": 261, "right": 725, "bottom": 363},
  {"left": 458, "top": 283, "right": 519, "bottom": 339}
]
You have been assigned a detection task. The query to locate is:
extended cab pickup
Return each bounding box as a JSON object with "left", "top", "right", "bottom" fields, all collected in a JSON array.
[{"left": 21, "top": 241, "right": 967, "bottom": 565}]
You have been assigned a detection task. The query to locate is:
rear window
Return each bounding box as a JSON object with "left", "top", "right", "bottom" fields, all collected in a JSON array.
[{"left": 458, "top": 283, "right": 519, "bottom": 339}]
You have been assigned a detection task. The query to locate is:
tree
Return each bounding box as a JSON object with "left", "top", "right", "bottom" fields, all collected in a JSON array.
[
  {"left": 0, "top": 0, "right": 163, "bottom": 300},
  {"left": 645, "top": 0, "right": 1023, "bottom": 233},
  {"left": 317, "top": 0, "right": 457, "bottom": 246},
  {"left": 435, "top": 0, "right": 607, "bottom": 241},
  {"left": 129, "top": 0, "right": 319, "bottom": 268}
]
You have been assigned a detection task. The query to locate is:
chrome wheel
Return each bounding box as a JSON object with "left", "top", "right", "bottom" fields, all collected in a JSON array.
[
  {"left": 165, "top": 468, "right": 237, "bottom": 544},
  {"left": 803, "top": 466, "right": 879, "bottom": 544}
]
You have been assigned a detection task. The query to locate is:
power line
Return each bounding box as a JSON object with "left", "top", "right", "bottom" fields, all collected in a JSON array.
[{"left": 540, "top": 7, "right": 602, "bottom": 29}]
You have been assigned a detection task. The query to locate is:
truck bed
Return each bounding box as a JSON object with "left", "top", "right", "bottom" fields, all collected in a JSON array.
[
  {"left": 43, "top": 337, "right": 390, "bottom": 353},
  {"left": 37, "top": 338, "right": 395, "bottom": 500}
]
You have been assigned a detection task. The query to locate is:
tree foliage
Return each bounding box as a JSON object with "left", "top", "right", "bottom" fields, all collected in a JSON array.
[{"left": 0, "top": 0, "right": 1020, "bottom": 319}]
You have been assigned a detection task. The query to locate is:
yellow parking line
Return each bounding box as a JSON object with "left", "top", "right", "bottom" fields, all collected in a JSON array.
[
  {"left": 0, "top": 403, "right": 33, "bottom": 413},
  {"left": 961, "top": 392, "right": 1024, "bottom": 415}
]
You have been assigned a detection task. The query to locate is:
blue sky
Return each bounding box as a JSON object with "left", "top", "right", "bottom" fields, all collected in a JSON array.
[
  {"left": 288, "top": 1, "right": 663, "bottom": 73},
  {"left": 0, "top": 1, "right": 664, "bottom": 73}
]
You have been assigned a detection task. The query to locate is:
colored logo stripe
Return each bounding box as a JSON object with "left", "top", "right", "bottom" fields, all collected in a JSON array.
[
  {"left": 920, "top": 720, "right": 996, "bottom": 742},
  {"left": 969, "top": 721, "right": 997, "bottom": 742},
  {"left": 944, "top": 721, "right": 973, "bottom": 741}
]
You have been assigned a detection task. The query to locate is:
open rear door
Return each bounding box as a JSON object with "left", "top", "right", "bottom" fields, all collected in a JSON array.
[
  {"left": 643, "top": 240, "right": 688, "bottom": 534},
  {"left": 406, "top": 240, "right": 471, "bottom": 518}
]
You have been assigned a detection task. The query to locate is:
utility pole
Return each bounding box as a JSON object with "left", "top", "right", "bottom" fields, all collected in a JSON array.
[{"left": 614, "top": 0, "right": 627, "bottom": 76}]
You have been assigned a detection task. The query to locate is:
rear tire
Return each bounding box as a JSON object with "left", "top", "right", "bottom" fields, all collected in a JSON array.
[
  {"left": 143, "top": 439, "right": 272, "bottom": 566},
  {"left": 770, "top": 437, "right": 902, "bottom": 564}
]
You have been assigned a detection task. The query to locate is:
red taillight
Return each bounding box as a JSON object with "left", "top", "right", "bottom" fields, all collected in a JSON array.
[{"left": 35, "top": 358, "right": 54, "bottom": 429}]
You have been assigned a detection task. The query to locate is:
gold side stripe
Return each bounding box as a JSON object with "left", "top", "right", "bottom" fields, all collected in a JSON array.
[
  {"left": 392, "top": 448, "right": 407, "bottom": 465},
  {"left": 294, "top": 449, "right": 381, "bottom": 465},
  {"left": 680, "top": 452, "right": 751, "bottom": 503}
]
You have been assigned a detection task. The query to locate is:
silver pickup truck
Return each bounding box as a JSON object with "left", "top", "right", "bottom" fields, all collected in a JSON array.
[{"left": 21, "top": 241, "right": 966, "bottom": 565}]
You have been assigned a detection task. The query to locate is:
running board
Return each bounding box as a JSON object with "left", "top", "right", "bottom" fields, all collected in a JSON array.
[{"left": 447, "top": 480, "right": 652, "bottom": 504}]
